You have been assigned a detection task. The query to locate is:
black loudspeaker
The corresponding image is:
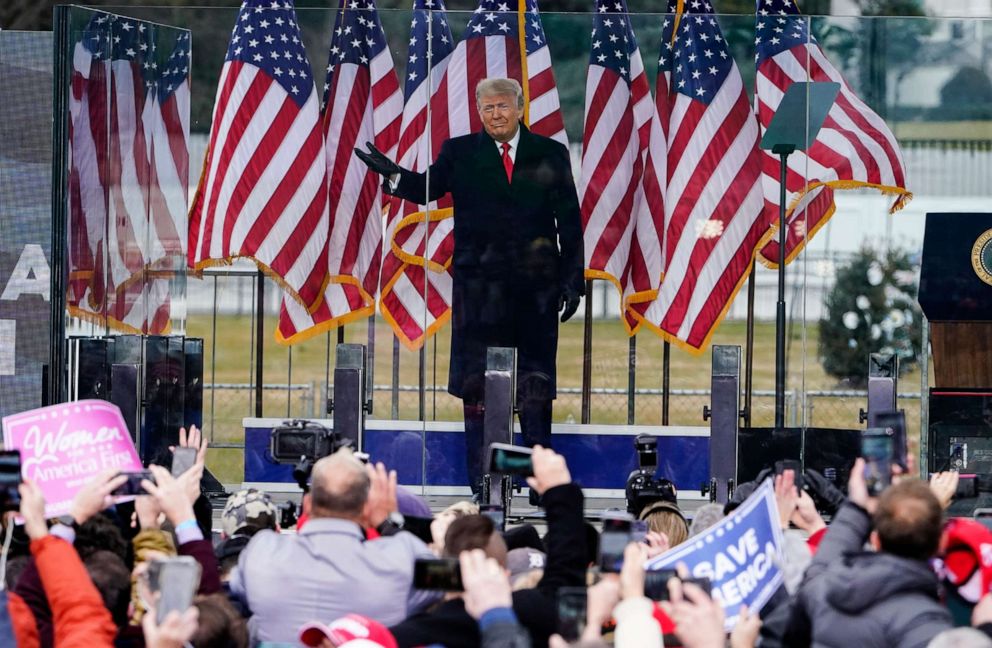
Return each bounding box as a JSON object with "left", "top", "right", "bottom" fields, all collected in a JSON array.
[
  {"left": 141, "top": 336, "right": 185, "bottom": 462},
  {"left": 738, "top": 427, "right": 860, "bottom": 492},
  {"left": 183, "top": 338, "right": 204, "bottom": 433},
  {"left": 68, "top": 337, "right": 111, "bottom": 400},
  {"left": 110, "top": 363, "right": 141, "bottom": 443},
  {"left": 804, "top": 428, "right": 861, "bottom": 491},
  {"left": 112, "top": 335, "right": 143, "bottom": 365},
  {"left": 738, "top": 427, "right": 802, "bottom": 484}
]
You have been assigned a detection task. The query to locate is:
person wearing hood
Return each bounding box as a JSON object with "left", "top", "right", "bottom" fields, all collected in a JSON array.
[{"left": 780, "top": 458, "right": 954, "bottom": 647}]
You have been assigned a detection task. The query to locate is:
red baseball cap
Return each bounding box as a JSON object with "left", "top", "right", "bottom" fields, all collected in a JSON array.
[
  {"left": 939, "top": 518, "right": 992, "bottom": 603},
  {"left": 298, "top": 614, "right": 398, "bottom": 648}
]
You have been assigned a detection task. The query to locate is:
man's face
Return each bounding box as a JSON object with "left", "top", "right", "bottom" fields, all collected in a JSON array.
[{"left": 478, "top": 93, "right": 522, "bottom": 143}]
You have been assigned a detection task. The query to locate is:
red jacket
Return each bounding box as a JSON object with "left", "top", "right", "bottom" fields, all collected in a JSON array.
[{"left": 9, "top": 536, "right": 117, "bottom": 648}]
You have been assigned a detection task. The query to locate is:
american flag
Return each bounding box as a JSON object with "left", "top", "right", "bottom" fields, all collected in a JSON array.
[
  {"left": 67, "top": 15, "right": 112, "bottom": 321},
  {"left": 144, "top": 30, "right": 190, "bottom": 269},
  {"left": 67, "top": 15, "right": 186, "bottom": 335},
  {"left": 448, "top": 0, "right": 566, "bottom": 144},
  {"left": 277, "top": 0, "right": 403, "bottom": 343},
  {"left": 378, "top": 0, "right": 457, "bottom": 350},
  {"left": 578, "top": 0, "right": 666, "bottom": 333},
  {"left": 188, "top": 0, "right": 329, "bottom": 311},
  {"left": 635, "top": 1, "right": 772, "bottom": 353},
  {"left": 106, "top": 17, "right": 155, "bottom": 303},
  {"left": 755, "top": 0, "right": 910, "bottom": 267},
  {"left": 381, "top": 0, "right": 568, "bottom": 349},
  {"left": 105, "top": 276, "right": 173, "bottom": 335}
]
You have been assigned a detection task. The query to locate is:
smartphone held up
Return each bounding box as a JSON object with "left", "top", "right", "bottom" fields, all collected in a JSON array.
[
  {"left": 861, "top": 428, "right": 895, "bottom": 496},
  {"left": 0, "top": 450, "right": 22, "bottom": 512}
]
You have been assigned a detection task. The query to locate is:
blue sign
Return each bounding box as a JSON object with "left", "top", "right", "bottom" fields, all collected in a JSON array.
[{"left": 646, "top": 479, "right": 784, "bottom": 629}]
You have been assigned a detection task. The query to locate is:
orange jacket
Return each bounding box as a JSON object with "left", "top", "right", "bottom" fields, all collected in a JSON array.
[
  {"left": 7, "top": 591, "right": 39, "bottom": 648},
  {"left": 9, "top": 536, "right": 117, "bottom": 648}
]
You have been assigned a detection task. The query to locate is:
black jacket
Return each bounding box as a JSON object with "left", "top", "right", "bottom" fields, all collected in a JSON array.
[
  {"left": 779, "top": 501, "right": 952, "bottom": 648},
  {"left": 389, "top": 482, "right": 587, "bottom": 647},
  {"left": 387, "top": 126, "right": 583, "bottom": 401}
]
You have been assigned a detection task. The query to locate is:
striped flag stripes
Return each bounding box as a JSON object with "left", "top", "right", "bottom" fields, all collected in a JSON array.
[
  {"left": 578, "top": 0, "right": 666, "bottom": 333},
  {"left": 754, "top": 0, "right": 910, "bottom": 267},
  {"left": 187, "top": 0, "right": 330, "bottom": 312},
  {"left": 277, "top": 0, "right": 403, "bottom": 343},
  {"left": 378, "top": 0, "right": 458, "bottom": 350},
  {"left": 634, "top": 1, "right": 773, "bottom": 353}
]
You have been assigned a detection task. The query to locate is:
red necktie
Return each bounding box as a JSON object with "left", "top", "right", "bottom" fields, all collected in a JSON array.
[{"left": 501, "top": 142, "right": 513, "bottom": 183}]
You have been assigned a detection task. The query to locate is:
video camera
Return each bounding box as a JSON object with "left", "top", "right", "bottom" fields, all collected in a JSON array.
[
  {"left": 269, "top": 419, "right": 356, "bottom": 491},
  {"left": 625, "top": 434, "right": 679, "bottom": 517}
]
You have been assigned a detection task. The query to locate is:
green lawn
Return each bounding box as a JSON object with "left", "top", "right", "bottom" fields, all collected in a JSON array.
[{"left": 188, "top": 313, "right": 925, "bottom": 483}]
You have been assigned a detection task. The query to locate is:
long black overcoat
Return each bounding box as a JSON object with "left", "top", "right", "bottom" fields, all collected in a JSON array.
[{"left": 387, "top": 125, "right": 584, "bottom": 401}]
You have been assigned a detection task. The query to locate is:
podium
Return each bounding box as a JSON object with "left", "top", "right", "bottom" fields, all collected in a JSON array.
[{"left": 919, "top": 213, "right": 992, "bottom": 481}]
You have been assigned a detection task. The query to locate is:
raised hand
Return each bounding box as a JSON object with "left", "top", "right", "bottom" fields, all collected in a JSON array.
[{"left": 354, "top": 141, "right": 400, "bottom": 177}]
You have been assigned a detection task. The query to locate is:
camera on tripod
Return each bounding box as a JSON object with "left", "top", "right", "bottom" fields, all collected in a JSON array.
[
  {"left": 625, "top": 434, "right": 678, "bottom": 517},
  {"left": 269, "top": 419, "right": 356, "bottom": 490}
]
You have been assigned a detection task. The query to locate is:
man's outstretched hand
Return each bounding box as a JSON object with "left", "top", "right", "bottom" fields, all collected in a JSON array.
[
  {"left": 354, "top": 141, "right": 400, "bottom": 178},
  {"left": 559, "top": 286, "right": 580, "bottom": 323}
]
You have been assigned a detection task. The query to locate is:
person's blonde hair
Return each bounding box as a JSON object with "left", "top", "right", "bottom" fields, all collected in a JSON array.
[
  {"left": 441, "top": 500, "right": 479, "bottom": 518},
  {"left": 475, "top": 78, "right": 524, "bottom": 109},
  {"left": 640, "top": 501, "right": 689, "bottom": 547}
]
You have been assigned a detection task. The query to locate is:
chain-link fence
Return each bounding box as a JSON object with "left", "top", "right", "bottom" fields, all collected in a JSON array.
[
  {"left": 204, "top": 382, "right": 921, "bottom": 441},
  {"left": 189, "top": 270, "right": 929, "bottom": 484}
]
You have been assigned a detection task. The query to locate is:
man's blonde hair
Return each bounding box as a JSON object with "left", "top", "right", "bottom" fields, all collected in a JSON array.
[{"left": 475, "top": 78, "right": 524, "bottom": 109}]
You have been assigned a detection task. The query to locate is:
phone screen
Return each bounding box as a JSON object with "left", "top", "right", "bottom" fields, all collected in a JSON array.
[
  {"left": 488, "top": 443, "right": 534, "bottom": 477},
  {"left": 871, "top": 410, "right": 907, "bottom": 469},
  {"left": 598, "top": 530, "right": 629, "bottom": 573},
  {"left": 148, "top": 557, "right": 201, "bottom": 623},
  {"left": 171, "top": 447, "right": 197, "bottom": 477},
  {"left": 599, "top": 515, "right": 633, "bottom": 573},
  {"left": 113, "top": 470, "right": 155, "bottom": 497},
  {"left": 557, "top": 587, "right": 587, "bottom": 642},
  {"left": 644, "top": 569, "right": 678, "bottom": 600},
  {"left": 0, "top": 451, "right": 21, "bottom": 510},
  {"left": 413, "top": 558, "right": 463, "bottom": 591},
  {"left": 480, "top": 505, "right": 505, "bottom": 532},
  {"left": 862, "top": 430, "right": 894, "bottom": 496},
  {"left": 644, "top": 572, "right": 713, "bottom": 601}
]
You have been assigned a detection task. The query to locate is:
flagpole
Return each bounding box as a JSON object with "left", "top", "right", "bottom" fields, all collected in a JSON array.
[
  {"left": 661, "top": 0, "right": 682, "bottom": 429},
  {"left": 255, "top": 270, "right": 264, "bottom": 418},
  {"left": 744, "top": 259, "right": 755, "bottom": 430},
  {"left": 421, "top": 3, "right": 433, "bottom": 426},
  {"left": 581, "top": 279, "right": 593, "bottom": 424},
  {"left": 517, "top": 0, "right": 529, "bottom": 126},
  {"left": 662, "top": 341, "right": 670, "bottom": 425},
  {"left": 773, "top": 146, "right": 793, "bottom": 429}
]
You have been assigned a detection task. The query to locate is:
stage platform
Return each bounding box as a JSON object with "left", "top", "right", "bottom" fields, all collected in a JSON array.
[
  {"left": 204, "top": 417, "right": 717, "bottom": 532},
  {"left": 241, "top": 417, "right": 712, "bottom": 501}
]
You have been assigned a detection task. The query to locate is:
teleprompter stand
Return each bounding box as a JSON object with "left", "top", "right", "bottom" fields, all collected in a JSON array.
[{"left": 759, "top": 81, "right": 839, "bottom": 428}]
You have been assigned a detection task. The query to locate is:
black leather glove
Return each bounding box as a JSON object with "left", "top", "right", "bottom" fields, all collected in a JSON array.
[
  {"left": 354, "top": 141, "right": 400, "bottom": 178},
  {"left": 558, "top": 286, "right": 581, "bottom": 323}
]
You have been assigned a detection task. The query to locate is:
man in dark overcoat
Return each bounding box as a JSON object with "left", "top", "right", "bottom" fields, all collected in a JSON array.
[{"left": 357, "top": 77, "right": 583, "bottom": 494}]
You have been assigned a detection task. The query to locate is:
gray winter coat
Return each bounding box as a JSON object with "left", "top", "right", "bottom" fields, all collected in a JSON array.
[{"left": 784, "top": 501, "right": 953, "bottom": 648}]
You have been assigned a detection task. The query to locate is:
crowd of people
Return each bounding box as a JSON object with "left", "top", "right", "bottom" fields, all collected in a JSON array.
[{"left": 4, "top": 425, "right": 992, "bottom": 648}]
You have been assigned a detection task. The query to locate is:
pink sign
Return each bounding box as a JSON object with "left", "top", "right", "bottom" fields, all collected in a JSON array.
[{"left": 2, "top": 400, "right": 143, "bottom": 516}]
